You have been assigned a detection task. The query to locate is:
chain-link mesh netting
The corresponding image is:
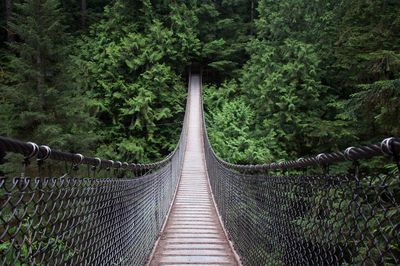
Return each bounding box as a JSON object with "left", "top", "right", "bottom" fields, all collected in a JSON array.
[
  {"left": 2, "top": 72, "right": 400, "bottom": 265},
  {"left": 0, "top": 93, "right": 189, "bottom": 265},
  {"left": 202, "top": 109, "right": 400, "bottom": 264},
  {"left": 204, "top": 156, "right": 399, "bottom": 265},
  {"left": 199, "top": 73, "right": 400, "bottom": 265}
]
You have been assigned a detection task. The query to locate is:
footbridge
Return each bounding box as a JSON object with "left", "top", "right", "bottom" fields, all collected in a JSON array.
[{"left": 0, "top": 74, "right": 399, "bottom": 265}]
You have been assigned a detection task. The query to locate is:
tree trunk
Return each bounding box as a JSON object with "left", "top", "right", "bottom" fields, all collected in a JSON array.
[
  {"left": 36, "top": 50, "right": 45, "bottom": 109},
  {"left": 81, "top": 0, "right": 87, "bottom": 28},
  {"left": 5, "top": 0, "right": 14, "bottom": 41},
  {"left": 250, "top": 0, "right": 255, "bottom": 36}
]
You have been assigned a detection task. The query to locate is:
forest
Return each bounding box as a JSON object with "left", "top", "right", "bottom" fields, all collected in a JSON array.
[
  {"left": 0, "top": 1, "right": 399, "bottom": 265},
  {"left": 0, "top": 0, "right": 399, "bottom": 164}
]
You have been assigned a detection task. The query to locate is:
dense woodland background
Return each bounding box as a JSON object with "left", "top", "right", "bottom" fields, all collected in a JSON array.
[{"left": 0, "top": 0, "right": 399, "bottom": 164}]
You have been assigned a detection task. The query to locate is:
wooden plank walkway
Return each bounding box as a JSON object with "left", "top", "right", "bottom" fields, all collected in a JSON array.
[{"left": 149, "top": 75, "right": 239, "bottom": 265}]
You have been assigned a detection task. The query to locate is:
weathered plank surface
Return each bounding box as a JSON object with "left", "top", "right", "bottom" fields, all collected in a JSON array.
[{"left": 149, "top": 75, "right": 238, "bottom": 265}]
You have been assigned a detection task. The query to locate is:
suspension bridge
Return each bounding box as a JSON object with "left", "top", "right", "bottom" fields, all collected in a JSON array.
[{"left": 0, "top": 73, "right": 399, "bottom": 265}]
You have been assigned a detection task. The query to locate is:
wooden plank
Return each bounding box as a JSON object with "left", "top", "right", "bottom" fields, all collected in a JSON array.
[{"left": 148, "top": 75, "right": 238, "bottom": 266}]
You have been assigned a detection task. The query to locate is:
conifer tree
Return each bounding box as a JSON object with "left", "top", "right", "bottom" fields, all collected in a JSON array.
[
  {"left": 72, "top": 0, "right": 198, "bottom": 162},
  {"left": 4, "top": 0, "right": 13, "bottom": 41},
  {"left": 237, "top": 0, "right": 351, "bottom": 158},
  {"left": 0, "top": 0, "right": 96, "bottom": 151},
  {"left": 205, "top": 82, "right": 281, "bottom": 164},
  {"left": 334, "top": 0, "right": 400, "bottom": 138}
]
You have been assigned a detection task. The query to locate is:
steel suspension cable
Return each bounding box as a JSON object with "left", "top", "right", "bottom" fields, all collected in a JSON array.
[
  {"left": 0, "top": 82, "right": 191, "bottom": 265},
  {"left": 200, "top": 74, "right": 400, "bottom": 265}
]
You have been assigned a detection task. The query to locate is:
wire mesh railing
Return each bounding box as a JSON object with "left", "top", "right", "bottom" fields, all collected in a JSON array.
[
  {"left": 2, "top": 71, "right": 400, "bottom": 265},
  {"left": 0, "top": 88, "right": 190, "bottom": 266},
  {"left": 201, "top": 78, "right": 400, "bottom": 265}
]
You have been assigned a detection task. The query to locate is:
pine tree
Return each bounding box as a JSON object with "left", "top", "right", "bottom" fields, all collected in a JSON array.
[
  {"left": 4, "top": 0, "right": 14, "bottom": 41},
  {"left": 72, "top": 0, "right": 199, "bottom": 162},
  {"left": 334, "top": 0, "right": 400, "bottom": 138},
  {"left": 205, "top": 82, "right": 280, "bottom": 164},
  {"left": 236, "top": 0, "right": 351, "bottom": 158},
  {"left": 195, "top": 0, "right": 255, "bottom": 81},
  {"left": 0, "top": 0, "right": 96, "bottom": 151}
]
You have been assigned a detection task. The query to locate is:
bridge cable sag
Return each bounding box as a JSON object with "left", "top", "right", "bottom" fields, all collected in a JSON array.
[
  {"left": 0, "top": 72, "right": 399, "bottom": 265},
  {"left": 0, "top": 78, "right": 191, "bottom": 265},
  {"left": 200, "top": 71, "right": 400, "bottom": 264}
]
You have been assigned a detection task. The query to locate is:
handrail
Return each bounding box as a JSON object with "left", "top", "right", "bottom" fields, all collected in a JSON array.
[
  {"left": 0, "top": 74, "right": 192, "bottom": 266},
  {"left": 215, "top": 138, "right": 400, "bottom": 171},
  {"left": 201, "top": 73, "right": 400, "bottom": 266},
  {"left": 0, "top": 135, "right": 173, "bottom": 171},
  {"left": 200, "top": 81, "right": 399, "bottom": 170},
  {"left": 0, "top": 84, "right": 191, "bottom": 172}
]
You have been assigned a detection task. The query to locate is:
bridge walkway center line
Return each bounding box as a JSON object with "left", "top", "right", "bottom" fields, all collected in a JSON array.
[{"left": 149, "top": 74, "right": 239, "bottom": 265}]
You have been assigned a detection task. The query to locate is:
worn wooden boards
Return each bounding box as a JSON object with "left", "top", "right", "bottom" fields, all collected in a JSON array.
[{"left": 149, "top": 75, "right": 238, "bottom": 265}]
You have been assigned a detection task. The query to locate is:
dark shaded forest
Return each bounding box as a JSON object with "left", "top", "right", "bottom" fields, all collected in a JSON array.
[{"left": 0, "top": 0, "right": 399, "bottom": 164}]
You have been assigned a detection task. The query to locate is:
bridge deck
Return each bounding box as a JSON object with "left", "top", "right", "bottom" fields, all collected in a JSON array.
[{"left": 149, "top": 75, "right": 238, "bottom": 265}]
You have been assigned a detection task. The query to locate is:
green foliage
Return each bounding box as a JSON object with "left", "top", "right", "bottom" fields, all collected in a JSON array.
[
  {"left": 0, "top": 0, "right": 97, "bottom": 153},
  {"left": 0, "top": 0, "right": 399, "bottom": 265},
  {"left": 205, "top": 84, "right": 273, "bottom": 164},
  {"left": 241, "top": 38, "right": 353, "bottom": 158},
  {"left": 204, "top": 81, "right": 288, "bottom": 164},
  {"left": 205, "top": 0, "right": 399, "bottom": 163},
  {"left": 1, "top": 0, "right": 399, "bottom": 167},
  {"left": 294, "top": 173, "right": 400, "bottom": 264},
  {"left": 72, "top": 0, "right": 199, "bottom": 162},
  {"left": 1, "top": 218, "right": 76, "bottom": 265},
  {"left": 195, "top": 0, "right": 254, "bottom": 80},
  {"left": 0, "top": 0, "right": 200, "bottom": 164},
  {"left": 334, "top": 0, "right": 400, "bottom": 139},
  {"left": 350, "top": 79, "right": 400, "bottom": 136}
]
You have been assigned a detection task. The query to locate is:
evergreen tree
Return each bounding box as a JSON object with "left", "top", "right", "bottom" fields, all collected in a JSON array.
[
  {"left": 0, "top": 0, "right": 96, "bottom": 151},
  {"left": 0, "top": 0, "right": 398, "bottom": 165},
  {"left": 334, "top": 0, "right": 400, "bottom": 138},
  {"left": 60, "top": 0, "right": 108, "bottom": 32},
  {"left": 72, "top": 0, "right": 199, "bottom": 162},
  {"left": 4, "top": 0, "right": 13, "bottom": 41},
  {"left": 235, "top": 0, "right": 351, "bottom": 158},
  {"left": 195, "top": 0, "right": 255, "bottom": 81},
  {"left": 205, "top": 82, "right": 280, "bottom": 164}
]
